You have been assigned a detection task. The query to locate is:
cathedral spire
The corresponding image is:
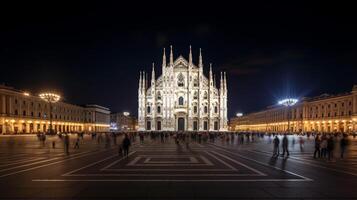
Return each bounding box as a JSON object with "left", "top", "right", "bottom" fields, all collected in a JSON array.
[
  {"left": 170, "top": 45, "right": 174, "bottom": 67},
  {"left": 189, "top": 45, "right": 192, "bottom": 66},
  {"left": 142, "top": 71, "right": 146, "bottom": 93},
  {"left": 162, "top": 48, "right": 166, "bottom": 68},
  {"left": 151, "top": 63, "right": 155, "bottom": 87},
  {"left": 139, "top": 71, "right": 142, "bottom": 92},
  {"left": 220, "top": 71, "right": 223, "bottom": 90},
  {"left": 209, "top": 63, "right": 213, "bottom": 86},
  {"left": 213, "top": 74, "right": 216, "bottom": 87},
  {"left": 224, "top": 71, "right": 227, "bottom": 91},
  {"left": 199, "top": 48, "right": 203, "bottom": 69}
]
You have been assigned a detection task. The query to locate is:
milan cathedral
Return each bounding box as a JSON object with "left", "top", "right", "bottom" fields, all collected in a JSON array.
[{"left": 138, "top": 46, "right": 228, "bottom": 131}]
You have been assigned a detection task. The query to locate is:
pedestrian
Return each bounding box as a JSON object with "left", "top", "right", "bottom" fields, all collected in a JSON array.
[
  {"left": 273, "top": 136, "right": 280, "bottom": 157},
  {"left": 320, "top": 134, "right": 328, "bottom": 158},
  {"left": 74, "top": 137, "right": 80, "bottom": 149},
  {"left": 340, "top": 134, "right": 348, "bottom": 158},
  {"left": 52, "top": 141, "right": 56, "bottom": 149},
  {"left": 299, "top": 136, "right": 305, "bottom": 151},
  {"left": 122, "top": 134, "right": 131, "bottom": 157},
  {"left": 64, "top": 134, "right": 70, "bottom": 155},
  {"left": 281, "top": 134, "right": 289, "bottom": 157},
  {"left": 313, "top": 135, "right": 321, "bottom": 158},
  {"left": 139, "top": 132, "right": 144, "bottom": 144},
  {"left": 327, "top": 135, "right": 335, "bottom": 161}
]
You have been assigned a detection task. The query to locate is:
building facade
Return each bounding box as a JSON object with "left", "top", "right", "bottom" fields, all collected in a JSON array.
[
  {"left": 230, "top": 85, "right": 357, "bottom": 133},
  {"left": 138, "top": 46, "right": 228, "bottom": 131},
  {"left": 0, "top": 85, "right": 110, "bottom": 134},
  {"left": 110, "top": 112, "right": 137, "bottom": 131}
]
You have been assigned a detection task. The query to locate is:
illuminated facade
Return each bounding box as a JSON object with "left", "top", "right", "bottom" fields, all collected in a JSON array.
[
  {"left": 231, "top": 85, "right": 357, "bottom": 133},
  {"left": 138, "top": 46, "right": 228, "bottom": 131},
  {"left": 0, "top": 85, "right": 110, "bottom": 134}
]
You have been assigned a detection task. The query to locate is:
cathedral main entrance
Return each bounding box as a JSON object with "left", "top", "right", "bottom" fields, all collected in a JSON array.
[{"left": 178, "top": 117, "right": 185, "bottom": 131}]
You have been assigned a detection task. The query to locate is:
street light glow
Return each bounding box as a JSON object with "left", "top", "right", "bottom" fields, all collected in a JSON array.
[
  {"left": 236, "top": 113, "right": 243, "bottom": 117},
  {"left": 278, "top": 98, "right": 298, "bottom": 106},
  {"left": 39, "top": 93, "right": 61, "bottom": 103}
]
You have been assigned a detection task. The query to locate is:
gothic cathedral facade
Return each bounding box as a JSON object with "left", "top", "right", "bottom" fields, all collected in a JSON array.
[{"left": 138, "top": 46, "right": 228, "bottom": 131}]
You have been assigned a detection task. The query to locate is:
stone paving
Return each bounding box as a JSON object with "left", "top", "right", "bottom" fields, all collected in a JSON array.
[{"left": 0, "top": 134, "right": 357, "bottom": 199}]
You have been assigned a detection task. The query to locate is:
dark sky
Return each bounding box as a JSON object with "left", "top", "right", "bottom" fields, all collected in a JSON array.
[{"left": 1, "top": 2, "right": 357, "bottom": 118}]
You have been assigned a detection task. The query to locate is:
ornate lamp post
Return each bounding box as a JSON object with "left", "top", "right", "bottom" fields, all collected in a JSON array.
[
  {"left": 39, "top": 93, "right": 60, "bottom": 134},
  {"left": 278, "top": 98, "right": 298, "bottom": 133}
]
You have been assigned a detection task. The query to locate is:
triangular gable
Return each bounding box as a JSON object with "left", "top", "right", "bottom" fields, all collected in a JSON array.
[{"left": 173, "top": 55, "right": 198, "bottom": 69}]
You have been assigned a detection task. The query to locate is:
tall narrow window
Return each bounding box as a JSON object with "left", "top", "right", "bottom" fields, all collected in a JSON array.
[
  {"left": 194, "top": 106, "right": 197, "bottom": 114},
  {"left": 147, "top": 106, "right": 151, "bottom": 113},
  {"left": 177, "top": 73, "right": 184, "bottom": 87},
  {"left": 204, "top": 106, "right": 208, "bottom": 113},
  {"left": 179, "top": 97, "right": 184, "bottom": 105},
  {"left": 157, "top": 106, "right": 161, "bottom": 113}
]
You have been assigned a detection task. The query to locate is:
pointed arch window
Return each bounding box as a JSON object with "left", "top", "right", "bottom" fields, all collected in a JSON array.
[
  {"left": 157, "top": 106, "right": 161, "bottom": 113},
  {"left": 178, "top": 97, "right": 184, "bottom": 106},
  {"left": 177, "top": 73, "right": 184, "bottom": 87}
]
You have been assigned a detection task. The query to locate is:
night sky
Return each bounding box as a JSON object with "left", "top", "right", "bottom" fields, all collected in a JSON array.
[{"left": 1, "top": 2, "right": 357, "bottom": 118}]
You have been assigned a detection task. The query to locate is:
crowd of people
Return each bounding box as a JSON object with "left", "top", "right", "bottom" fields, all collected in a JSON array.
[{"left": 33, "top": 130, "right": 354, "bottom": 162}]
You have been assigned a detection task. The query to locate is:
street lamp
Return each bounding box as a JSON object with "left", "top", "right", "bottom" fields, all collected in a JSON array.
[
  {"left": 39, "top": 93, "right": 61, "bottom": 134},
  {"left": 278, "top": 98, "right": 298, "bottom": 133}
]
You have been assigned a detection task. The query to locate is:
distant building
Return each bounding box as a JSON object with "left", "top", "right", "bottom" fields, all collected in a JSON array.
[
  {"left": 231, "top": 85, "right": 357, "bottom": 133},
  {"left": 110, "top": 112, "right": 137, "bottom": 131},
  {"left": 138, "top": 46, "right": 228, "bottom": 131},
  {"left": 0, "top": 85, "right": 110, "bottom": 134}
]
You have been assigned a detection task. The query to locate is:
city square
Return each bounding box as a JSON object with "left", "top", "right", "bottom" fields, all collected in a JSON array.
[
  {"left": 1, "top": 1, "right": 357, "bottom": 199},
  {"left": 0, "top": 133, "right": 357, "bottom": 199}
]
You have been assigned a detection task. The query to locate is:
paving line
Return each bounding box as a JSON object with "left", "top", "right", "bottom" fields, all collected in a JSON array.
[
  {"left": 99, "top": 151, "right": 137, "bottom": 171},
  {"left": 32, "top": 178, "right": 310, "bottom": 182},
  {"left": 247, "top": 149, "right": 357, "bottom": 177},
  {"left": 204, "top": 151, "right": 237, "bottom": 171},
  {"left": 0, "top": 150, "right": 96, "bottom": 172},
  {"left": 58, "top": 173, "right": 263, "bottom": 177},
  {"left": 207, "top": 143, "right": 313, "bottom": 181},
  {"left": 0, "top": 157, "right": 46, "bottom": 167},
  {"left": 0, "top": 148, "right": 115, "bottom": 178}
]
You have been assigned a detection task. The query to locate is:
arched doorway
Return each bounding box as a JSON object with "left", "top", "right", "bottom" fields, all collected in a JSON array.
[
  {"left": 157, "top": 121, "right": 161, "bottom": 131},
  {"left": 178, "top": 117, "right": 185, "bottom": 131}
]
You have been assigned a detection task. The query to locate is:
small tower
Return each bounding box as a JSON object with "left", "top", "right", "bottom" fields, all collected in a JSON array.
[
  {"left": 162, "top": 48, "right": 166, "bottom": 75},
  {"left": 169, "top": 45, "right": 174, "bottom": 67}
]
